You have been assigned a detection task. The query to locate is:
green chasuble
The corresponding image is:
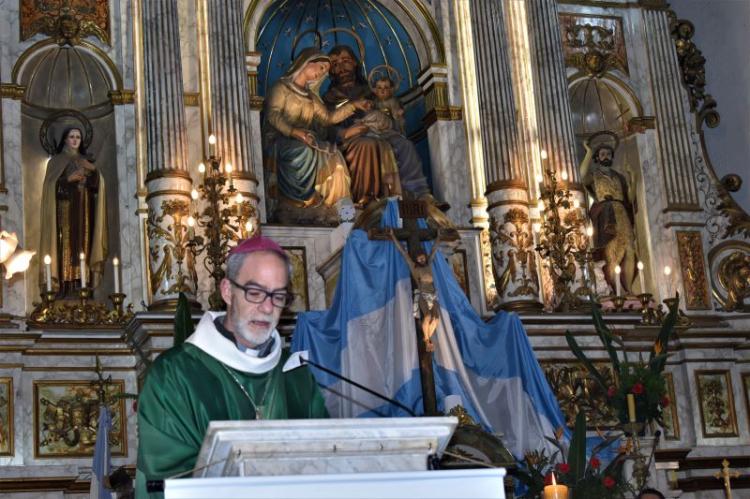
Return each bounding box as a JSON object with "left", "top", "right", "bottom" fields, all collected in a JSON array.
[{"left": 135, "top": 342, "right": 328, "bottom": 498}]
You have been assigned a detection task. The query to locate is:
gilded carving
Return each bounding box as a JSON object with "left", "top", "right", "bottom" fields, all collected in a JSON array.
[
  {"left": 717, "top": 251, "right": 750, "bottom": 312},
  {"left": 676, "top": 231, "right": 711, "bottom": 310},
  {"left": 543, "top": 362, "right": 618, "bottom": 428},
  {"left": 560, "top": 14, "right": 628, "bottom": 76},
  {"left": 20, "top": 0, "right": 110, "bottom": 46},
  {"left": 490, "top": 208, "right": 538, "bottom": 298},
  {"left": 479, "top": 228, "right": 498, "bottom": 309},
  {"left": 147, "top": 200, "right": 197, "bottom": 297},
  {"left": 34, "top": 380, "right": 126, "bottom": 457},
  {"left": 671, "top": 19, "right": 720, "bottom": 129}
]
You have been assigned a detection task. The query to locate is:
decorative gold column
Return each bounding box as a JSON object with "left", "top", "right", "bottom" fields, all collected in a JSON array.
[
  {"left": 470, "top": 0, "right": 539, "bottom": 311},
  {"left": 142, "top": 0, "right": 197, "bottom": 310}
]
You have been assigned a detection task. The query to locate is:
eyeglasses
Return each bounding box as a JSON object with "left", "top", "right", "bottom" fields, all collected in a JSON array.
[{"left": 228, "top": 279, "right": 294, "bottom": 308}]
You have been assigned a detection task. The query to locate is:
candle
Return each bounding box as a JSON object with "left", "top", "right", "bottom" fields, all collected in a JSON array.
[
  {"left": 664, "top": 265, "right": 672, "bottom": 299},
  {"left": 586, "top": 225, "right": 594, "bottom": 249},
  {"left": 187, "top": 216, "right": 196, "bottom": 239},
  {"left": 543, "top": 473, "right": 568, "bottom": 499},
  {"left": 113, "top": 257, "right": 120, "bottom": 294},
  {"left": 191, "top": 189, "right": 199, "bottom": 200},
  {"left": 235, "top": 192, "right": 243, "bottom": 204},
  {"left": 627, "top": 393, "right": 636, "bottom": 423},
  {"left": 79, "top": 252, "right": 87, "bottom": 288},
  {"left": 43, "top": 254, "right": 52, "bottom": 292},
  {"left": 208, "top": 134, "right": 216, "bottom": 157},
  {"left": 561, "top": 169, "right": 569, "bottom": 181},
  {"left": 637, "top": 261, "right": 645, "bottom": 293},
  {"left": 615, "top": 265, "right": 622, "bottom": 297},
  {"left": 198, "top": 162, "right": 206, "bottom": 175}
]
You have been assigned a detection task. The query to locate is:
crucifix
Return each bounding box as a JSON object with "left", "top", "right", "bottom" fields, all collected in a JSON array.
[
  {"left": 714, "top": 459, "right": 741, "bottom": 499},
  {"left": 368, "top": 200, "right": 458, "bottom": 416}
]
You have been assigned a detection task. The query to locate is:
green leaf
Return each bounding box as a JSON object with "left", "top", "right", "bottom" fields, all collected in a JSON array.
[
  {"left": 651, "top": 293, "right": 679, "bottom": 374},
  {"left": 567, "top": 411, "right": 587, "bottom": 484},
  {"left": 174, "top": 292, "right": 195, "bottom": 347},
  {"left": 565, "top": 331, "right": 607, "bottom": 391},
  {"left": 591, "top": 304, "right": 621, "bottom": 373}
]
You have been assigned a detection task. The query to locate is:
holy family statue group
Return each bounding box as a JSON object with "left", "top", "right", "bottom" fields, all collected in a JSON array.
[{"left": 263, "top": 45, "right": 433, "bottom": 217}]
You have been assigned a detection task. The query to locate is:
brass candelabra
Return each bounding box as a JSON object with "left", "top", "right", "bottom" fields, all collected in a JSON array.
[
  {"left": 188, "top": 151, "right": 258, "bottom": 310},
  {"left": 534, "top": 168, "right": 592, "bottom": 313},
  {"left": 28, "top": 287, "right": 134, "bottom": 328}
]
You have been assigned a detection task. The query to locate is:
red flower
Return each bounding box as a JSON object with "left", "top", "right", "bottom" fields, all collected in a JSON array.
[
  {"left": 607, "top": 386, "right": 616, "bottom": 398},
  {"left": 631, "top": 382, "right": 645, "bottom": 395},
  {"left": 661, "top": 396, "right": 670, "bottom": 408},
  {"left": 590, "top": 457, "right": 601, "bottom": 469},
  {"left": 603, "top": 476, "right": 616, "bottom": 489},
  {"left": 557, "top": 463, "right": 570, "bottom": 474}
]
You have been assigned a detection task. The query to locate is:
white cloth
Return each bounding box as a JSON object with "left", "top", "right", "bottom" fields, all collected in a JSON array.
[{"left": 186, "top": 311, "right": 282, "bottom": 374}]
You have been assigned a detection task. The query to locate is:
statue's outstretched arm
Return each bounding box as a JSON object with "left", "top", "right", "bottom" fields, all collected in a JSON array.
[{"left": 579, "top": 139, "right": 594, "bottom": 180}]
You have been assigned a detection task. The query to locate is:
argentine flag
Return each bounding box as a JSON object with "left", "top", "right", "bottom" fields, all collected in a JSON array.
[
  {"left": 90, "top": 404, "right": 112, "bottom": 499},
  {"left": 292, "top": 200, "right": 567, "bottom": 459}
]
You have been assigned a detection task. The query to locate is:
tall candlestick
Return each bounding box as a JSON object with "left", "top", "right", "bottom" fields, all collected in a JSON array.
[
  {"left": 615, "top": 265, "right": 622, "bottom": 297},
  {"left": 637, "top": 261, "right": 645, "bottom": 293},
  {"left": 113, "top": 257, "right": 120, "bottom": 294},
  {"left": 43, "top": 254, "right": 52, "bottom": 292},
  {"left": 543, "top": 473, "right": 568, "bottom": 499},
  {"left": 79, "top": 252, "right": 87, "bottom": 288},
  {"left": 627, "top": 393, "right": 636, "bottom": 423}
]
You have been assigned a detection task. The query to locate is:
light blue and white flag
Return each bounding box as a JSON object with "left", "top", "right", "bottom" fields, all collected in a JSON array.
[
  {"left": 90, "top": 404, "right": 112, "bottom": 499},
  {"left": 292, "top": 200, "right": 568, "bottom": 459}
]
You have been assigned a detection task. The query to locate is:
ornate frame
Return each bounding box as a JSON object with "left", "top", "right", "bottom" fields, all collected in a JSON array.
[
  {"left": 662, "top": 372, "right": 680, "bottom": 440},
  {"left": 0, "top": 377, "right": 13, "bottom": 456},
  {"left": 282, "top": 246, "right": 310, "bottom": 314},
  {"left": 695, "top": 370, "right": 738, "bottom": 438},
  {"left": 33, "top": 379, "right": 127, "bottom": 458}
]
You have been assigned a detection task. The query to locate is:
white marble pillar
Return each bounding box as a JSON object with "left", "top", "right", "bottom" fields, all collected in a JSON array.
[
  {"left": 470, "top": 0, "right": 539, "bottom": 310},
  {"left": 142, "top": 0, "right": 197, "bottom": 309},
  {"left": 526, "top": 0, "right": 579, "bottom": 186},
  {"left": 642, "top": 8, "right": 700, "bottom": 211},
  {"left": 205, "top": 0, "right": 260, "bottom": 212}
]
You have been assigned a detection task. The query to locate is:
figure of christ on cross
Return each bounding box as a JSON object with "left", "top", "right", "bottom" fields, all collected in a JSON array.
[{"left": 367, "top": 199, "right": 459, "bottom": 416}]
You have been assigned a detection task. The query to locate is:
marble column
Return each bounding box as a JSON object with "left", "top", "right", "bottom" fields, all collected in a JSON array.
[
  {"left": 142, "top": 0, "right": 197, "bottom": 309},
  {"left": 204, "top": 0, "right": 260, "bottom": 213},
  {"left": 470, "top": 0, "right": 539, "bottom": 311},
  {"left": 642, "top": 8, "right": 700, "bottom": 211},
  {"left": 526, "top": 0, "right": 579, "bottom": 186}
]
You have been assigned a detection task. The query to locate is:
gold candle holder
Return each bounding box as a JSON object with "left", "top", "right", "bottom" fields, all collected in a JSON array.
[
  {"left": 109, "top": 293, "right": 126, "bottom": 318},
  {"left": 638, "top": 293, "right": 658, "bottom": 325},
  {"left": 612, "top": 295, "right": 626, "bottom": 312}
]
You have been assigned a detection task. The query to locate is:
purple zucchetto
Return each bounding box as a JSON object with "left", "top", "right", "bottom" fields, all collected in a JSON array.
[{"left": 228, "top": 235, "right": 288, "bottom": 261}]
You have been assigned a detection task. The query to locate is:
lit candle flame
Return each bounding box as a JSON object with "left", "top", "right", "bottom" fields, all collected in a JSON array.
[
  {"left": 615, "top": 265, "right": 622, "bottom": 275},
  {"left": 198, "top": 163, "right": 206, "bottom": 174},
  {"left": 540, "top": 149, "right": 548, "bottom": 160},
  {"left": 187, "top": 216, "right": 195, "bottom": 227},
  {"left": 191, "top": 189, "right": 199, "bottom": 200},
  {"left": 561, "top": 170, "right": 569, "bottom": 181},
  {"left": 43, "top": 254, "right": 51, "bottom": 265},
  {"left": 235, "top": 192, "right": 243, "bottom": 204},
  {"left": 208, "top": 134, "right": 216, "bottom": 145},
  {"left": 664, "top": 265, "right": 672, "bottom": 276},
  {"left": 637, "top": 261, "right": 644, "bottom": 271},
  {"left": 225, "top": 163, "right": 233, "bottom": 174}
]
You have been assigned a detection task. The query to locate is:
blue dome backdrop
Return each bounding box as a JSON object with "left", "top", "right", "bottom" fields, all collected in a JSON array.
[{"left": 255, "top": 0, "right": 433, "bottom": 185}]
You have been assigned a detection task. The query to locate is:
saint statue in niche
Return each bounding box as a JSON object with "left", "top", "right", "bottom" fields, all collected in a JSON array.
[
  {"left": 40, "top": 126, "right": 107, "bottom": 296},
  {"left": 262, "top": 48, "right": 370, "bottom": 217},
  {"left": 580, "top": 131, "right": 637, "bottom": 295}
]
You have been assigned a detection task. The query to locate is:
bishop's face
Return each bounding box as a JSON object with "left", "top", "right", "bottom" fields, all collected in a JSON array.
[{"left": 220, "top": 251, "right": 289, "bottom": 348}]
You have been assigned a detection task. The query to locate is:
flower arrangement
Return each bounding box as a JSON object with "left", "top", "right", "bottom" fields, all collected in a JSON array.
[
  {"left": 517, "top": 412, "right": 632, "bottom": 498},
  {"left": 565, "top": 295, "right": 679, "bottom": 427}
]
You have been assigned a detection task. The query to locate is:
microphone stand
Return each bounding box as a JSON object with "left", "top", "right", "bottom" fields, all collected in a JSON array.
[{"left": 300, "top": 357, "right": 417, "bottom": 417}]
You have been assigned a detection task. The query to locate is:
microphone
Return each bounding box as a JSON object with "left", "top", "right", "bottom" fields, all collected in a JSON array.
[{"left": 284, "top": 351, "right": 417, "bottom": 417}]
